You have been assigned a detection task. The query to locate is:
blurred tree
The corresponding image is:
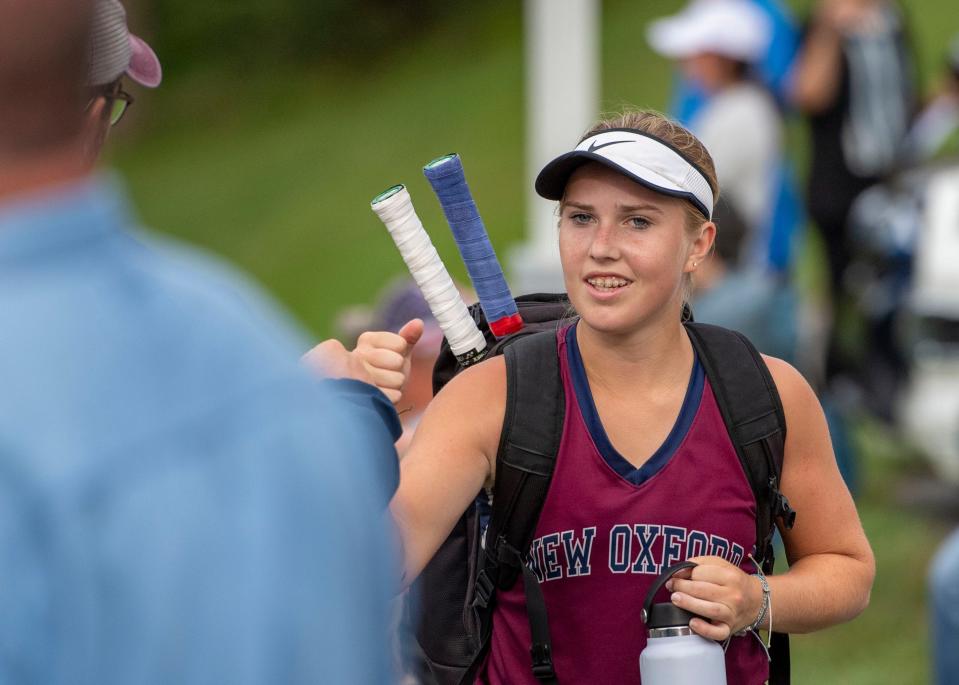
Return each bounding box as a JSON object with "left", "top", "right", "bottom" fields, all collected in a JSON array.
[{"left": 147, "top": 0, "right": 454, "bottom": 75}]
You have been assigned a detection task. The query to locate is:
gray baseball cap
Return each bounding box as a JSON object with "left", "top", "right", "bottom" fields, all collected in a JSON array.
[{"left": 87, "top": 0, "right": 161, "bottom": 88}]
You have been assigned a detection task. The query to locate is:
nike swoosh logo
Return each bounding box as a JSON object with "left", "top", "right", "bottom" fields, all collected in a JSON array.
[{"left": 587, "top": 139, "right": 634, "bottom": 153}]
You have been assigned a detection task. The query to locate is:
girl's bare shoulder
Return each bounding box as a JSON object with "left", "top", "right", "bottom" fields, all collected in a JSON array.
[
  {"left": 761, "top": 355, "right": 821, "bottom": 418},
  {"left": 416, "top": 354, "right": 508, "bottom": 474}
]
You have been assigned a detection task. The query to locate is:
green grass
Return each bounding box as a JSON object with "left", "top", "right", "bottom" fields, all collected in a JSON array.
[{"left": 113, "top": 1, "right": 959, "bottom": 681}]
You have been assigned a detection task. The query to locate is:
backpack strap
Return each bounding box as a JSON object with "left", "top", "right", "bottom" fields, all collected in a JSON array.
[
  {"left": 468, "top": 330, "right": 565, "bottom": 683},
  {"left": 685, "top": 322, "right": 797, "bottom": 685}
]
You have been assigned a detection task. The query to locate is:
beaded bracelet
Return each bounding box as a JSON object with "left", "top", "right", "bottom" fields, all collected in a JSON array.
[
  {"left": 728, "top": 556, "right": 773, "bottom": 661},
  {"left": 733, "top": 572, "right": 769, "bottom": 637},
  {"left": 749, "top": 570, "right": 771, "bottom": 632}
]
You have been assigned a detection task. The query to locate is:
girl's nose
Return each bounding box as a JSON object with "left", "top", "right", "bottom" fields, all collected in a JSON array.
[{"left": 589, "top": 222, "right": 621, "bottom": 261}]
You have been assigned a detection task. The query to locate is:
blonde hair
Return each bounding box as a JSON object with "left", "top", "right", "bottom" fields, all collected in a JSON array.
[
  {"left": 582, "top": 109, "right": 720, "bottom": 231},
  {"left": 581, "top": 109, "right": 719, "bottom": 305}
]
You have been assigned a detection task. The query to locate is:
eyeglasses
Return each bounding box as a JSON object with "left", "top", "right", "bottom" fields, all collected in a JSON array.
[
  {"left": 86, "top": 83, "right": 135, "bottom": 127},
  {"left": 105, "top": 87, "right": 134, "bottom": 126}
]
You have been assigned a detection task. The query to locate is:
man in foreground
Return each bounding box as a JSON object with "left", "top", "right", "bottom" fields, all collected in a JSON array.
[{"left": 0, "top": 1, "right": 408, "bottom": 682}]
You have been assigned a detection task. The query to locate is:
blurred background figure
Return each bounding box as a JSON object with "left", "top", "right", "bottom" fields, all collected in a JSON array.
[
  {"left": 668, "top": 0, "right": 801, "bottom": 119},
  {"left": 650, "top": 0, "right": 862, "bottom": 492},
  {"left": 841, "top": 36, "right": 959, "bottom": 680},
  {"left": 691, "top": 200, "right": 798, "bottom": 364},
  {"left": 0, "top": 0, "right": 400, "bottom": 682},
  {"left": 649, "top": 0, "right": 783, "bottom": 268},
  {"left": 931, "top": 527, "right": 959, "bottom": 685},
  {"left": 657, "top": 0, "right": 804, "bottom": 276},
  {"left": 789, "top": 0, "right": 918, "bottom": 412},
  {"left": 84, "top": 0, "right": 162, "bottom": 158},
  {"left": 896, "top": 34, "right": 959, "bottom": 484}
]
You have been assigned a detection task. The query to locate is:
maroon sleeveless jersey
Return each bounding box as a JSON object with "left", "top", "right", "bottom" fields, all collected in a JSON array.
[{"left": 477, "top": 324, "right": 768, "bottom": 684}]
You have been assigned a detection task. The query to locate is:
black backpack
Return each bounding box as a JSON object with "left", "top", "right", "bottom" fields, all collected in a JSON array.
[{"left": 415, "top": 293, "right": 797, "bottom": 685}]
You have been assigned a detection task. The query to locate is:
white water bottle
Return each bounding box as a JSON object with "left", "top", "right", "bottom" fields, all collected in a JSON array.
[{"left": 640, "top": 561, "right": 727, "bottom": 685}]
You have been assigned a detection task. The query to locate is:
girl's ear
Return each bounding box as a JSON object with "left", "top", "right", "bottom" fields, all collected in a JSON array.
[{"left": 684, "top": 221, "right": 716, "bottom": 273}]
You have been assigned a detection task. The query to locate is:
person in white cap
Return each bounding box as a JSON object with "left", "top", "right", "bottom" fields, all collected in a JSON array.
[
  {"left": 648, "top": 0, "right": 782, "bottom": 268},
  {"left": 788, "top": 0, "right": 916, "bottom": 392},
  {"left": 84, "top": 0, "right": 162, "bottom": 157}
]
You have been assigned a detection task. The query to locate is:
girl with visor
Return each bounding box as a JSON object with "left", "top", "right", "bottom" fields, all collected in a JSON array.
[{"left": 386, "top": 109, "right": 874, "bottom": 683}]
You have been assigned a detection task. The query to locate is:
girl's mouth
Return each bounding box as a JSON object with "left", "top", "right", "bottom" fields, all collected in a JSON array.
[{"left": 585, "top": 276, "right": 632, "bottom": 298}]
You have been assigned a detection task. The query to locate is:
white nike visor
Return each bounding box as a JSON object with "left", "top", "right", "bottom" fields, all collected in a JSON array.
[{"left": 535, "top": 128, "right": 715, "bottom": 219}]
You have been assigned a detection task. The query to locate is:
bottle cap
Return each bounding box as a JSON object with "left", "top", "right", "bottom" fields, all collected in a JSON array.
[{"left": 641, "top": 561, "right": 708, "bottom": 630}]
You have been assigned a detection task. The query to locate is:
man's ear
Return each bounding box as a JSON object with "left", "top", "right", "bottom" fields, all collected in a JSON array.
[
  {"left": 85, "top": 96, "right": 109, "bottom": 126},
  {"left": 81, "top": 96, "right": 110, "bottom": 162}
]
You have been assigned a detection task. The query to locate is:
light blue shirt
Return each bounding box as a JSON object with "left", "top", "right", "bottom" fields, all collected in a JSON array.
[{"left": 0, "top": 176, "right": 400, "bottom": 684}]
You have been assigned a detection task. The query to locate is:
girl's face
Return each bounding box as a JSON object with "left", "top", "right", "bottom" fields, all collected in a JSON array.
[{"left": 558, "top": 162, "right": 713, "bottom": 337}]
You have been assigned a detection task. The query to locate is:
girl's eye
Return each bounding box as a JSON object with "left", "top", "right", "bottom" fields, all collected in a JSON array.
[
  {"left": 629, "top": 217, "right": 651, "bottom": 230},
  {"left": 569, "top": 212, "right": 593, "bottom": 224}
]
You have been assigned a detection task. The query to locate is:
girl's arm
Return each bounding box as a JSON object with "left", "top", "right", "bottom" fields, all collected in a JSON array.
[
  {"left": 759, "top": 356, "right": 875, "bottom": 633},
  {"left": 389, "top": 355, "right": 507, "bottom": 587},
  {"left": 669, "top": 356, "right": 874, "bottom": 639}
]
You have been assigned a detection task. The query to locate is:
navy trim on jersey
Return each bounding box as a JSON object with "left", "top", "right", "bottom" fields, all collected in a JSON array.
[{"left": 565, "top": 323, "right": 705, "bottom": 486}]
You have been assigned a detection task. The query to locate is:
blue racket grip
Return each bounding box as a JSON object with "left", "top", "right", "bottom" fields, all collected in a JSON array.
[{"left": 423, "top": 154, "right": 522, "bottom": 336}]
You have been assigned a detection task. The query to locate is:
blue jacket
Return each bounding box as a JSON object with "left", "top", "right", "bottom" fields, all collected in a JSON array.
[{"left": 0, "top": 176, "right": 400, "bottom": 684}]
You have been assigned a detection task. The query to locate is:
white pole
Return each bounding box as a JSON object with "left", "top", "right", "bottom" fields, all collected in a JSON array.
[{"left": 509, "top": 0, "right": 600, "bottom": 294}]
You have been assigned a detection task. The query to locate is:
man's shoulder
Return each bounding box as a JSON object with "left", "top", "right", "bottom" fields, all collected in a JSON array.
[
  {"left": 0, "top": 217, "right": 326, "bottom": 469},
  {"left": 104, "top": 229, "right": 326, "bottom": 421},
  {"left": 135, "top": 232, "right": 309, "bottom": 357}
]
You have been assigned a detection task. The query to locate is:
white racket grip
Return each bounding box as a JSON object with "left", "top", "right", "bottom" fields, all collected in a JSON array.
[{"left": 371, "top": 185, "right": 487, "bottom": 362}]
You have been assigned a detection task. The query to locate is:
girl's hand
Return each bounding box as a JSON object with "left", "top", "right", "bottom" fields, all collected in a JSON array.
[
  {"left": 304, "top": 319, "right": 424, "bottom": 404},
  {"left": 665, "top": 556, "right": 764, "bottom": 641}
]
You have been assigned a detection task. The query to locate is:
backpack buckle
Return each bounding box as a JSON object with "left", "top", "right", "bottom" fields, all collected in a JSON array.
[
  {"left": 472, "top": 569, "right": 495, "bottom": 610},
  {"left": 530, "top": 643, "right": 556, "bottom": 680},
  {"left": 495, "top": 536, "right": 524, "bottom": 568},
  {"left": 768, "top": 477, "right": 796, "bottom": 530},
  {"left": 775, "top": 491, "right": 796, "bottom": 529}
]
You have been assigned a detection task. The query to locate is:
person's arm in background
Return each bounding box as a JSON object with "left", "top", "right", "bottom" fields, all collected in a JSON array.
[{"left": 788, "top": 0, "right": 853, "bottom": 114}]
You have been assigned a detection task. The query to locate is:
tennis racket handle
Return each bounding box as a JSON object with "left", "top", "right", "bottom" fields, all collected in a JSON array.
[
  {"left": 370, "top": 185, "right": 487, "bottom": 365},
  {"left": 423, "top": 154, "right": 523, "bottom": 338}
]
